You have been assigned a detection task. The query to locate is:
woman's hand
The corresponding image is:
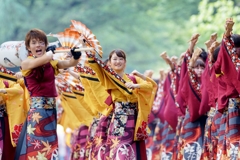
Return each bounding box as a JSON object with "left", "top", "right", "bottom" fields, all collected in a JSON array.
[
  {"left": 189, "top": 47, "right": 202, "bottom": 67},
  {"left": 225, "top": 18, "right": 234, "bottom": 37},
  {"left": 131, "top": 70, "right": 141, "bottom": 77},
  {"left": 0, "top": 89, "right": 7, "bottom": 94},
  {"left": 125, "top": 82, "right": 139, "bottom": 89},
  {"left": 15, "top": 72, "right": 23, "bottom": 79}
]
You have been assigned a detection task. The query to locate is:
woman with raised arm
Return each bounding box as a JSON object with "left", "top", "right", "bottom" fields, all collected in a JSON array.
[
  {"left": 14, "top": 28, "right": 81, "bottom": 160},
  {"left": 87, "top": 49, "right": 156, "bottom": 160},
  {"left": 200, "top": 34, "right": 221, "bottom": 159},
  {"left": 213, "top": 18, "right": 240, "bottom": 159},
  {"left": 177, "top": 33, "right": 208, "bottom": 160}
]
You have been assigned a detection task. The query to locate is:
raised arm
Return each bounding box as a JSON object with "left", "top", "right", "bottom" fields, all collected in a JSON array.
[
  {"left": 188, "top": 33, "right": 200, "bottom": 55},
  {"left": 21, "top": 51, "right": 53, "bottom": 70},
  {"left": 189, "top": 47, "right": 202, "bottom": 68},
  {"left": 205, "top": 32, "right": 217, "bottom": 52},
  {"left": 225, "top": 18, "right": 234, "bottom": 38},
  {"left": 160, "top": 51, "right": 175, "bottom": 70}
]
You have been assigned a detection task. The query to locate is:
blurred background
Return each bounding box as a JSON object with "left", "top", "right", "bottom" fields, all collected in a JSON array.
[{"left": 1, "top": 0, "right": 240, "bottom": 78}]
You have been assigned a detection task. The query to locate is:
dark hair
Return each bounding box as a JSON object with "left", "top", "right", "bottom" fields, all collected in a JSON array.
[
  {"left": 199, "top": 48, "right": 207, "bottom": 62},
  {"left": 194, "top": 58, "right": 205, "bottom": 68},
  {"left": 103, "top": 58, "right": 109, "bottom": 65},
  {"left": 231, "top": 34, "right": 240, "bottom": 48},
  {"left": 108, "top": 49, "right": 126, "bottom": 61},
  {"left": 212, "top": 45, "right": 220, "bottom": 63},
  {"left": 25, "top": 29, "right": 48, "bottom": 50}
]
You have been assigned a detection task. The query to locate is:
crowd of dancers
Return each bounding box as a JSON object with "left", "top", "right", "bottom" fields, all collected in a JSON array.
[{"left": 0, "top": 18, "right": 239, "bottom": 160}]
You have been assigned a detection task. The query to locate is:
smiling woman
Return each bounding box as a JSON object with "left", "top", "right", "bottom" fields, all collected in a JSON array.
[{"left": 86, "top": 48, "right": 157, "bottom": 160}]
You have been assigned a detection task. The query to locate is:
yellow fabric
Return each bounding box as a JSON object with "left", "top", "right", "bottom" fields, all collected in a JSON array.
[
  {"left": 79, "top": 73, "right": 113, "bottom": 116},
  {"left": 59, "top": 96, "right": 81, "bottom": 130},
  {"left": 17, "top": 78, "right": 30, "bottom": 116},
  {"left": 0, "top": 74, "right": 26, "bottom": 147},
  {"left": 61, "top": 92, "right": 94, "bottom": 127},
  {"left": 134, "top": 77, "right": 157, "bottom": 140},
  {"left": 88, "top": 58, "right": 136, "bottom": 101},
  {"left": 21, "top": 59, "right": 59, "bottom": 77},
  {"left": 72, "top": 89, "right": 97, "bottom": 117},
  {"left": 88, "top": 57, "right": 156, "bottom": 140},
  {"left": 50, "top": 60, "right": 60, "bottom": 75},
  {"left": 216, "top": 71, "right": 224, "bottom": 78}
]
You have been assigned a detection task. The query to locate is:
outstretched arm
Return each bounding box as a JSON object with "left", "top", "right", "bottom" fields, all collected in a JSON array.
[
  {"left": 188, "top": 33, "right": 200, "bottom": 55},
  {"left": 189, "top": 47, "right": 202, "bottom": 68},
  {"left": 160, "top": 51, "right": 175, "bottom": 70},
  {"left": 205, "top": 32, "right": 217, "bottom": 51},
  {"left": 225, "top": 18, "right": 234, "bottom": 37}
]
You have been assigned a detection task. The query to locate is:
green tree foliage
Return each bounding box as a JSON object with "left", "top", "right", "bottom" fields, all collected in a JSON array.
[
  {"left": 0, "top": 0, "right": 239, "bottom": 77},
  {"left": 189, "top": 0, "right": 240, "bottom": 47}
]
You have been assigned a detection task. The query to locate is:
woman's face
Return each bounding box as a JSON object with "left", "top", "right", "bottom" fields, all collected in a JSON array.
[
  {"left": 194, "top": 65, "right": 205, "bottom": 78},
  {"left": 27, "top": 38, "right": 47, "bottom": 58},
  {"left": 109, "top": 52, "right": 126, "bottom": 72}
]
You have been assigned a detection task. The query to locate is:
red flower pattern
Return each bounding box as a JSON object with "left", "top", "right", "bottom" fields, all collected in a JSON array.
[
  {"left": 11, "top": 123, "right": 23, "bottom": 145},
  {"left": 136, "top": 121, "right": 148, "bottom": 141}
]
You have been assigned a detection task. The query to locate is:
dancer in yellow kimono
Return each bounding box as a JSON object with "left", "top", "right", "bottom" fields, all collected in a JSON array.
[
  {"left": 87, "top": 49, "right": 157, "bottom": 160},
  {"left": 0, "top": 66, "right": 26, "bottom": 160}
]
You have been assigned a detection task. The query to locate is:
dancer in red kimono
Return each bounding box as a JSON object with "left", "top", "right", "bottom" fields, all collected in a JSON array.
[
  {"left": 200, "top": 34, "right": 221, "bottom": 159},
  {"left": 213, "top": 18, "right": 240, "bottom": 159},
  {"left": 178, "top": 33, "right": 208, "bottom": 160}
]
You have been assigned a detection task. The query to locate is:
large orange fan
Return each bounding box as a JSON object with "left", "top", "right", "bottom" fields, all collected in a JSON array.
[
  {"left": 48, "top": 28, "right": 82, "bottom": 49},
  {"left": 71, "top": 20, "right": 103, "bottom": 58}
]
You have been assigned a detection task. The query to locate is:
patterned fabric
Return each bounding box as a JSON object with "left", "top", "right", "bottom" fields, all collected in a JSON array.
[
  {"left": 151, "top": 120, "right": 164, "bottom": 160},
  {"left": 71, "top": 125, "right": 89, "bottom": 160},
  {"left": 91, "top": 113, "right": 112, "bottom": 159},
  {"left": 159, "top": 121, "right": 171, "bottom": 159},
  {"left": 15, "top": 97, "right": 58, "bottom": 160},
  {"left": 223, "top": 34, "right": 240, "bottom": 71},
  {"left": 0, "top": 104, "right": 6, "bottom": 159},
  {"left": 185, "top": 50, "right": 201, "bottom": 97},
  {"left": 161, "top": 126, "right": 176, "bottom": 160},
  {"left": 216, "top": 108, "right": 227, "bottom": 159},
  {"left": 104, "top": 102, "right": 147, "bottom": 160},
  {"left": 146, "top": 80, "right": 164, "bottom": 160},
  {"left": 172, "top": 116, "right": 184, "bottom": 160},
  {"left": 151, "top": 80, "right": 164, "bottom": 113},
  {"left": 210, "top": 110, "right": 221, "bottom": 159},
  {"left": 226, "top": 98, "right": 240, "bottom": 159},
  {"left": 0, "top": 66, "right": 15, "bottom": 75},
  {"left": 178, "top": 110, "right": 207, "bottom": 160},
  {"left": 145, "top": 119, "right": 158, "bottom": 160},
  {"left": 201, "top": 107, "right": 216, "bottom": 159},
  {"left": 74, "top": 63, "right": 96, "bottom": 75},
  {"left": 85, "top": 118, "right": 100, "bottom": 159}
]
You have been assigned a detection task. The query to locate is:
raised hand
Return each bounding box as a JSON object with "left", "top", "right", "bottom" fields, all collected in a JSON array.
[
  {"left": 209, "top": 41, "right": 220, "bottom": 63},
  {"left": 46, "top": 45, "right": 56, "bottom": 53},
  {"left": 225, "top": 18, "right": 234, "bottom": 37},
  {"left": 188, "top": 33, "right": 200, "bottom": 54},
  {"left": 189, "top": 47, "right": 202, "bottom": 67},
  {"left": 159, "top": 69, "right": 166, "bottom": 81},
  {"left": 71, "top": 47, "right": 82, "bottom": 60},
  {"left": 160, "top": 51, "right": 172, "bottom": 67},
  {"left": 189, "top": 33, "right": 200, "bottom": 44},
  {"left": 205, "top": 33, "right": 218, "bottom": 51},
  {"left": 170, "top": 56, "right": 178, "bottom": 65},
  {"left": 177, "top": 52, "right": 185, "bottom": 66},
  {"left": 144, "top": 70, "right": 154, "bottom": 78}
]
